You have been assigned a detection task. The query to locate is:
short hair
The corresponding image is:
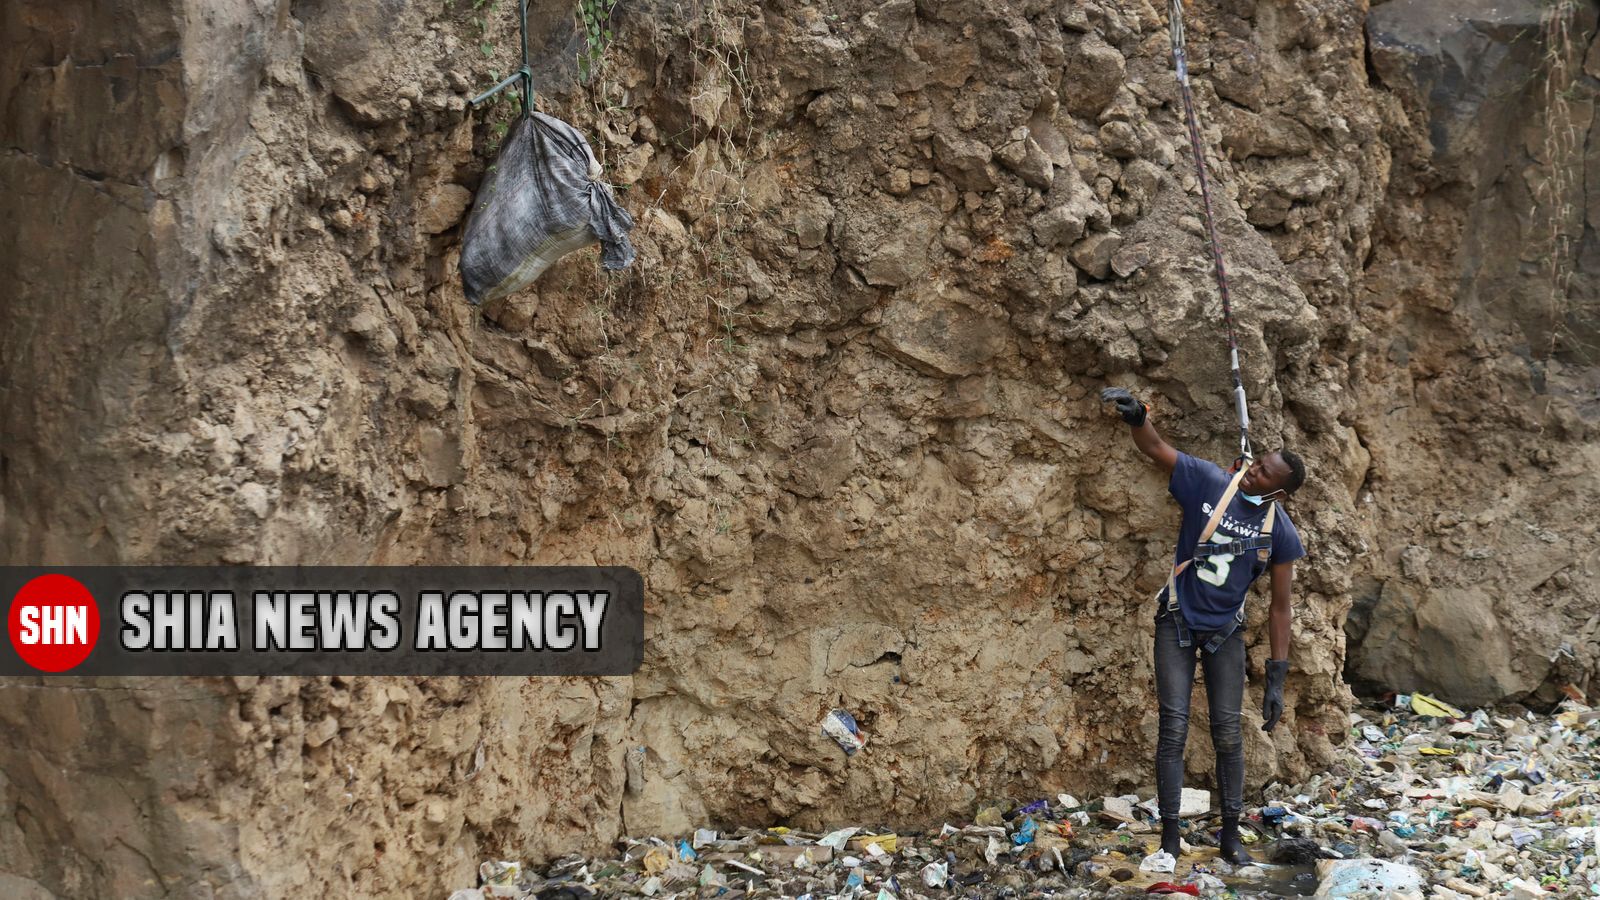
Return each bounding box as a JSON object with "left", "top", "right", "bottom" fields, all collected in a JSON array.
[{"left": 1278, "top": 449, "right": 1307, "bottom": 495}]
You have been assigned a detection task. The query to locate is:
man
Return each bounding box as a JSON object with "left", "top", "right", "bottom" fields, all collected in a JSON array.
[{"left": 1101, "top": 386, "right": 1306, "bottom": 865}]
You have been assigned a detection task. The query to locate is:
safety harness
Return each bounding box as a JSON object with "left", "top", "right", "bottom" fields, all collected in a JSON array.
[{"left": 1160, "top": 466, "right": 1278, "bottom": 653}]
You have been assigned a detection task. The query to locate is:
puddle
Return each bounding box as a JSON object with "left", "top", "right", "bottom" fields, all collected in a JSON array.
[{"left": 1088, "top": 842, "right": 1319, "bottom": 896}]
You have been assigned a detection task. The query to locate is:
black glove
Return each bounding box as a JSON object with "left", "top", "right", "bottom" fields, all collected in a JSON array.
[
  {"left": 1100, "top": 387, "right": 1148, "bottom": 427},
  {"left": 1263, "top": 659, "right": 1289, "bottom": 732}
]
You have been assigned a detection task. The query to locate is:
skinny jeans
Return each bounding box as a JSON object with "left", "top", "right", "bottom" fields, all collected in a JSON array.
[{"left": 1154, "top": 609, "right": 1245, "bottom": 819}]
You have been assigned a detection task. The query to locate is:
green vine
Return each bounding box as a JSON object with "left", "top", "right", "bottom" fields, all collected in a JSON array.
[{"left": 577, "top": 0, "right": 619, "bottom": 82}]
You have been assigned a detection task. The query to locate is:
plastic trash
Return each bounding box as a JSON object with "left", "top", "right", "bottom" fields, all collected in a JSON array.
[
  {"left": 1140, "top": 851, "right": 1177, "bottom": 874},
  {"left": 479, "top": 860, "right": 521, "bottom": 886},
  {"left": 1018, "top": 799, "right": 1049, "bottom": 816},
  {"left": 821, "top": 709, "right": 868, "bottom": 755},
  {"left": 676, "top": 840, "right": 695, "bottom": 861},
  {"left": 1145, "top": 883, "right": 1201, "bottom": 896},
  {"left": 459, "top": 112, "right": 636, "bottom": 305},
  {"left": 1410, "top": 694, "right": 1466, "bottom": 719},
  {"left": 444, "top": 696, "right": 1600, "bottom": 900},
  {"left": 849, "top": 833, "right": 898, "bottom": 854},
  {"left": 1312, "top": 859, "right": 1424, "bottom": 897},
  {"left": 818, "top": 827, "right": 859, "bottom": 852},
  {"left": 1012, "top": 817, "right": 1037, "bottom": 846},
  {"left": 984, "top": 835, "right": 1004, "bottom": 865}
]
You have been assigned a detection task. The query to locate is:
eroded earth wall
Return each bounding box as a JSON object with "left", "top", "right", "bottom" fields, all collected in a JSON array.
[{"left": 1, "top": 0, "right": 1596, "bottom": 897}]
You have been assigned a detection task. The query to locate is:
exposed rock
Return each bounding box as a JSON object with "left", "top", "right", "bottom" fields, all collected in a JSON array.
[
  {"left": 1070, "top": 230, "right": 1125, "bottom": 280},
  {"left": 877, "top": 284, "right": 1011, "bottom": 377},
  {"left": 834, "top": 201, "right": 940, "bottom": 286},
  {"left": 932, "top": 132, "right": 999, "bottom": 192},
  {"left": 0, "top": 0, "right": 1596, "bottom": 897},
  {"left": 995, "top": 128, "right": 1054, "bottom": 189},
  {"left": 1031, "top": 204, "right": 1087, "bottom": 249},
  {"left": 417, "top": 183, "right": 473, "bottom": 235},
  {"left": 1062, "top": 33, "right": 1127, "bottom": 118}
]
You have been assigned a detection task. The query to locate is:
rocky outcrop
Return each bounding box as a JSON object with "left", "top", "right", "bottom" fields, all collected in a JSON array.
[
  {"left": 0, "top": 0, "right": 1596, "bottom": 897},
  {"left": 1343, "top": 0, "right": 1600, "bottom": 708}
]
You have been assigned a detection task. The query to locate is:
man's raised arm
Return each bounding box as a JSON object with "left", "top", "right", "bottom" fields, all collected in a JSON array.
[{"left": 1101, "top": 387, "right": 1179, "bottom": 473}]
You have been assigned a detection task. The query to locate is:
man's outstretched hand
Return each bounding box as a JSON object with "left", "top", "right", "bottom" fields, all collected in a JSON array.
[
  {"left": 1263, "top": 659, "right": 1290, "bottom": 732},
  {"left": 1101, "top": 387, "right": 1148, "bottom": 427}
]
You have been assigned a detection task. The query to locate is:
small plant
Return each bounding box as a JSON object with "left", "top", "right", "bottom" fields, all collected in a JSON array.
[{"left": 577, "top": 0, "right": 619, "bottom": 82}]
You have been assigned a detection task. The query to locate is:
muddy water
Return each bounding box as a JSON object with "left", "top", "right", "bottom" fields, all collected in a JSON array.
[{"left": 1088, "top": 843, "right": 1319, "bottom": 896}]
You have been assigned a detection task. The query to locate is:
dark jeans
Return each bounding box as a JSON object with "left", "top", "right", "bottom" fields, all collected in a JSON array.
[{"left": 1154, "top": 610, "right": 1245, "bottom": 819}]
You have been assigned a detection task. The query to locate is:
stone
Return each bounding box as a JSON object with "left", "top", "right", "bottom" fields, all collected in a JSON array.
[
  {"left": 1070, "top": 231, "right": 1124, "bottom": 280},
  {"left": 417, "top": 425, "right": 465, "bottom": 488},
  {"left": 834, "top": 202, "right": 939, "bottom": 286},
  {"left": 877, "top": 285, "right": 1011, "bottom": 377},
  {"left": 1097, "top": 121, "right": 1140, "bottom": 158},
  {"left": 1109, "top": 243, "right": 1151, "bottom": 278},
  {"left": 1100, "top": 796, "right": 1136, "bottom": 823},
  {"left": 1506, "top": 879, "right": 1545, "bottom": 900},
  {"left": 306, "top": 716, "right": 340, "bottom": 748},
  {"left": 1062, "top": 34, "right": 1126, "bottom": 118},
  {"left": 994, "top": 129, "right": 1054, "bottom": 189},
  {"left": 417, "top": 183, "right": 472, "bottom": 235},
  {"left": 932, "top": 132, "right": 999, "bottom": 192},
  {"left": 1031, "top": 204, "right": 1087, "bottom": 249}
]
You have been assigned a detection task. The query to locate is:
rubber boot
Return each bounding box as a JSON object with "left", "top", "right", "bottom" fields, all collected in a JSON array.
[
  {"left": 1161, "top": 817, "right": 1183, "bottom": 857},
  {"left": 1219, "top": 815, "right": 1251, "bottom": 865}
]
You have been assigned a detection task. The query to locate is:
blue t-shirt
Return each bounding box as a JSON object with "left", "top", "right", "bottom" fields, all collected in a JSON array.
[{"left": 1161, "top": 452, "right": 1306, "bottom": 631}]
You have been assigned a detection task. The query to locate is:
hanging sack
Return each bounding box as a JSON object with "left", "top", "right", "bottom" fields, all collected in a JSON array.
[{"left": 459, "top": 111, "right": 636, "bottom": 305}]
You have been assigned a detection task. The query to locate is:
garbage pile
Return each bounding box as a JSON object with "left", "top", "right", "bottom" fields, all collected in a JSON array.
[{"left": 447, "top": 693, "right": 1600, "bottom": 899}]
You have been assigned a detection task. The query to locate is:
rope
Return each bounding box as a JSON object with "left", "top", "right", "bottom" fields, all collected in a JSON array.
[
  {"left": 468, "top": 0, "right": 535, "bottom": 118},
  {"left": 1168, "top": 0, "right": 1252, "bottom": 462}
]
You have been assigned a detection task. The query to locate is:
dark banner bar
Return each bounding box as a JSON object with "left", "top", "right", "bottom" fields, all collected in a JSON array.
[{"left": 1, "top": 567, "right": 643, "bottom": 676}]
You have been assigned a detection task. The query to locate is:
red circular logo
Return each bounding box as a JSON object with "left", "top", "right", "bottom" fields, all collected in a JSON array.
[{"left": 8, "top": 574, "right": 100, "bottom": 672}]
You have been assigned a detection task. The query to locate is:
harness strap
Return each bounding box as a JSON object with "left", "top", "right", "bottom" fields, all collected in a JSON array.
[
  {"left": 1164, "top": 465, "right": 1248, "bottom": 618},
  {"left": 1192, "top": 500, "right": 1279, "bottom": 652},
  {"left": 1193, "top": 535, "right": 1273, "bottom": 560},
  {"left": 1162, "top": 468, "right": 1281, "bottom": 653},
  {"left": 1257, "top": 502, "right": 1278, "bottom": 564}
]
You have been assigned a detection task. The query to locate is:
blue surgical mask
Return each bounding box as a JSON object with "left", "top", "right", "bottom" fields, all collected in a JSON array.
[{"left": 1240, "top": 492, "right": 1266, "bottom": 506}]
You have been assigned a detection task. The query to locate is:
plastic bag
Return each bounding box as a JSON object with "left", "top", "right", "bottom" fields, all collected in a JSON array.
[{"left": 459, "top": 112, "right": 636, "bottom": 305}]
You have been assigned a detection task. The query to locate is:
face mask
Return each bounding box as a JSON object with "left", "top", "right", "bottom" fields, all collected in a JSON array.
[{"left": 1240, "top": 492, "right": 1266, "bottom": 506}]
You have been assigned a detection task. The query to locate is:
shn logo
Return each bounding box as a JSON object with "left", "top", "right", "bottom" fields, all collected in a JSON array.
[{"left": 7, "top": 574, "right": 100, "bottom": 672}]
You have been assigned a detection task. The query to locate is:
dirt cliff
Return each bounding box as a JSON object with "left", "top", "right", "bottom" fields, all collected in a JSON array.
[{"left": 1, "top": 0, "right": 1595, "bottom": 897}]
